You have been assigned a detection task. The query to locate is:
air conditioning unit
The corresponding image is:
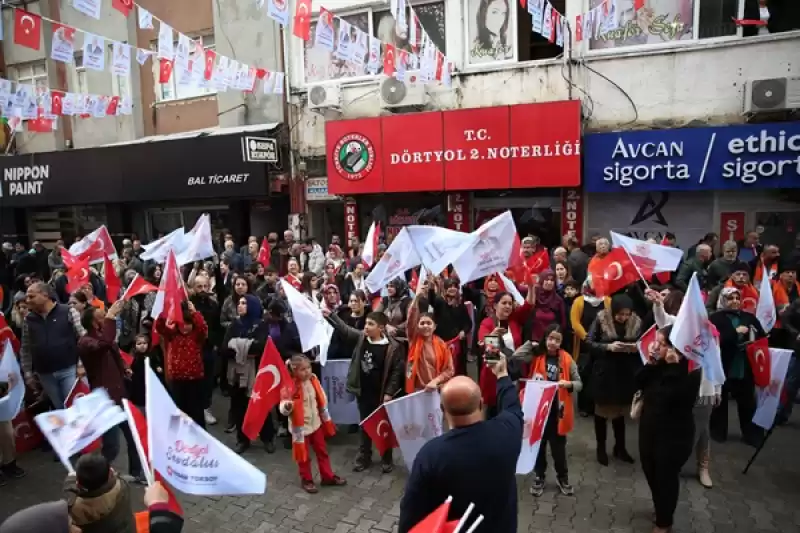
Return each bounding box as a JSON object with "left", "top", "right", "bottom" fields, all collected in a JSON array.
[
  {"left": 744, "top": 77, "right": 800, "bottom": 113},
  {"left": 379, "top": 71, "right": 427, "bottom": 109},
  {"left": 308, "top": 84, "right": 342, "bottom": 111}
]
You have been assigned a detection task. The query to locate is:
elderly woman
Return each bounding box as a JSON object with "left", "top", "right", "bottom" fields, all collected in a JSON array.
[
  {"left": 587, "top": 238, "right": 611, "bottom": 273},
  {"left": 587, "top": 293, "right": 642, "bottom": 465},
  {"left": 709, "top": 287, "right": 767, "bottom": 447}
]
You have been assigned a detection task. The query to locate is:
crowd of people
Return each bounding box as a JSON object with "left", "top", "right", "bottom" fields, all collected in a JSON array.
[{"left": 0, "top": 224, "right": 798, "bottom": 533}]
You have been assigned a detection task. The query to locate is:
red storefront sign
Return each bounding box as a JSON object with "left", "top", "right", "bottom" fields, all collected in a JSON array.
[
  {"left": 561, "top": 188, "right": 583, "bottom": 244},
  {"left": 344, "top": 198, "right": 359, "bottom": 242},
  {"left": 326, "top": 100, "right": 581, "bottom": 195},
  {"left": 447, "top": 193, "right": 470, "bottom": 232},
  {"left": 720, "top": 212, "right": 745, "bottom": 243}
]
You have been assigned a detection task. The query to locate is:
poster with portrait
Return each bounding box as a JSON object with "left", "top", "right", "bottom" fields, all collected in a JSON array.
[
  {"left": 590, "top": 0, "right": 694, "bottom": 50},
  {"left": 373, "top": 2, "right": 446, "bottom": 75},
  {"left": 305, "top": 13, "right": 369, "bottom": 83},
  {"left": 466, "top": 0, "right": 515, "bottom": 64}
]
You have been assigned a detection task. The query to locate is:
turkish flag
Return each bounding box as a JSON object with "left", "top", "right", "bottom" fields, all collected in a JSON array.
[
  {"left": 383, "top": 44, "right": 396, "bottom": 76},
  {"left": 255, "top": 68, "right": 267, "bottom": 80},
  {"left": 576, "top": 15, "right": 583, "bottom": 42},
  {"left": 119, "top": 350, "right": 134, "bottom": 367},
  {"left": 588, "top": 247, "right": 640, "bottom": 297},
  {"left": 159, "top": 58, "right": 174, "bottom": 84},
  {"left": 73, "top": 226, "right": 116, "bottom": 264},
  {"left": 204, "top": 49, "right": 216, "bottom": 81},
  {"left": 242, "top": 339, "right": 294, "bottom": 441},
  {"left": 103, "top": 254, "right": 121, "bottom": 303},
  {"left": 409, "top": 269, "right": 420, "bottom": 292},
  {"left": 747, "top": 337, "right": 772, "bottom": 388},
  {"left": 257, "top": 238, "right": 271, "bottom": 267},
  {"left": 529, "top": 385, "right": 557, "bottom": 446},
  {"left": 435, "top": 52, "right": 444, "bottom": 81},
  {"left": 293, "top": 0, "right": 312, "bottom": 40},
  {"left": 13, "top": 408, "right": 44, "bottom": 453},
  {"left": 14, "top": 10, "right": 42, "bottom": 51},
  {"left": 66, "top": 257, "right": 91, "bottom": 294},
  {"left": 51, "top": 90, "right": 65, "bottom": 116},
  {"left": 160, "top": 250, "right": 185, "bottom": 325},
  {"left": 76, "top": 239, "right": 104, "bottom": 264},
  {"left": 106, "top": 96, "right": 120, "bottom": 116},
  {"left": 519, "top": 0, "right": 527, "bottom": 8},
  {"left": 65, "top": 379, "right": 101, "bottom": 453},
  {"left": 123, "top": 401, "right": 184, "bottom": 516},
  {"left": 441, "top": 521, "right": 460, "bottom": 533},
  {"left": 634, "top": 0, "right": 645, "bottom": 9},
  {"left": 26, "top": 110, "right": 54, "bottom": 133},
  {"left": 112, "top": 0, "right": 133, "bottom": 16},
  {"left": 637, "top": 324, "right": 658, "bottom": 365},
  {"left": 121, "top": 273, "right": 158, "bottom": 301},
  {"left": 360, "top": 404, "right": 398, "bottom": 456},
  {"left": 409, "top": 498, "right": 451, "bottom": 533}
]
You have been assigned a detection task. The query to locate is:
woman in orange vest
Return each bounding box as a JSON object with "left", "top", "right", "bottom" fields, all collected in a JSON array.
[{"left": 513, "top": 323, "right": 582, "bottom": 498}]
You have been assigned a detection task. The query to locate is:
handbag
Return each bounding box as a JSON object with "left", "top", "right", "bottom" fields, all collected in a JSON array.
[{"left": 630, "top": 390, "right": 644, "bottom": 420}]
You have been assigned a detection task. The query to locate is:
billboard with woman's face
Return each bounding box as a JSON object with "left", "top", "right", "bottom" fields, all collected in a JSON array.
[
  {"left": 467, "top": 0, "right": 515, "bottom": 64},
  {"left": 589, "top": 0, "right": 694, "bottom": 49}
]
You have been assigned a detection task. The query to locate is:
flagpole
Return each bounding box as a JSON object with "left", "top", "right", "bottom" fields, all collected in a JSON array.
[
  {"left": 464, "top": 515, "right": 484, "bottom": 533},
  {"left": 618, "top": 245, "right": 651, "bottom": 290},
  {"left": 144, "top": 358, "right": 156, "bottom": 484},
  {"left": 451, "top": 502, "right": 475, "bottom": 533}
]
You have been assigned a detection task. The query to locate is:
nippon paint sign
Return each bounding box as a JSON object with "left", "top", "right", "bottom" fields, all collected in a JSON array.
[{"left": 1, "top": 164, "right": 50, "bottom": 197}]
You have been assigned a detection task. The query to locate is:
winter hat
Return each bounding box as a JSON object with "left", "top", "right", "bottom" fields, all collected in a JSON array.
[
  {"left": 0, "top": 501, "right": 70, "bottom": 533},
  {"left": 778, "top": 258, "right": 798, "bottom": 275}
]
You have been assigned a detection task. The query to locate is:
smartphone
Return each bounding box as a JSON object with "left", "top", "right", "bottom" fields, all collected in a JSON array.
[{"left": 484, "top": 335, "right": 501, "bottom": 362}]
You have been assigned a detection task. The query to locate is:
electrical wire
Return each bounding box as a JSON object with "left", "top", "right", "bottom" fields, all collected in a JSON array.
[{"left": 579, "top": 59, "right": 639, "bottom": 127}]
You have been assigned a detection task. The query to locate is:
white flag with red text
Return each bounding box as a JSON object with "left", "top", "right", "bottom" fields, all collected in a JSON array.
[
  {"left": 610, "top": 231, "right": 683, "bottom": 277},
  {"left": 517, "top": 380, "right": 557, "bottom": 474},
  {"left": 145, "top": 364, "right": 266, "bottom": 495},
  {"left": 365, "top": 227, "right": 421, "bottom": 293},
  {"left": 755, "top": 266, "right": 776, "bottom": 333},
  {"left": 141, "top": 227, "right": 185, "bottom": 263},
  {"left": 361, "top": 221, "right": 380, "bottom": 268},
  {"left": 384, "top": 390, "right": 443, "bottom": 470},
  {"left": 752, "top": 348, "right": 791, "bottom": 430},
  {"left": 450, "top": 211, "right": 518, "bottom": 285},
  {"left": 176, "top": 214, "right": 215, "bottom": 266},
  {"left": 406, "top": 225, "right": 472, "bottom": 275}
]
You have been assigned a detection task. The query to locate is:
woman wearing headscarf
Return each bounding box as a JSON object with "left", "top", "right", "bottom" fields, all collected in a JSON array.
[
  {"left": 524, "top": 270, "right": 566, "bottom": 345},
  {"left": 587, "top": 293, "right": 642, "bottom": 465},
  {"left": 636, "top": 326, "right": 702, "bottom": 533},
  {"left": 220, "top": 277, "right": 252, "bottom": 331},
  {"left": 285, "top": 258, "right": 303, "bottom": 290},
  {"left": 378, "top": 277, "right": 412, "bottom": 340},
  {"left": 222, "top": 294, "right": 273, "bottom": 454},
  {"left": 708, "top": 286, "right": 767, "bottom": 447},
  {"left": 320, "top": 284, "right": 343, "bottom": 314},
  {"left": 570, "top": 276, "right": 611, "bottom": 417},
  {"left": 427, "top": 277, "right": 472, "bottom": 376},
  {"left": 706, "top": 264, "right": 758, "bottom": 313}
]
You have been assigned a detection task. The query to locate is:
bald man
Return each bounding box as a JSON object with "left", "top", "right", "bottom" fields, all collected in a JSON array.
[{"left": 398, "top": 356, "right": 523, "bottom": 533}]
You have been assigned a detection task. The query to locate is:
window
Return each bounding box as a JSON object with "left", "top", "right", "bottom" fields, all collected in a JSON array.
[
  {"left": 71, "top": 53, "right": 89, "bottom": 95},
  {"left": 9, "top": 61, "right": 49, "bottom": 88},
  {"left": 303, "top": 1, "right": 447, "bottom": 84},
  {"left": 155, "top": 34, "right": 217, "bottom": 103}
]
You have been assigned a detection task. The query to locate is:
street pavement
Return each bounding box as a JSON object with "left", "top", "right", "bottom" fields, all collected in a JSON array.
[{"left": 2, "top": 394, "right": 800, "bottom": 533}]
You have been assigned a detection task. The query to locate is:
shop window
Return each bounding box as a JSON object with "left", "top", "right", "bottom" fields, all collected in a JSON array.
[
  {"left": 303, "top": 1, "right": 446, "bottom": 84},
  {"left": 518, "top": 0, "right": 566, "bottom": 62},
  {"left": 8, "top": 61, "right": 49, "bottom": 88},
  {"left": 154, "top": 35, "right": 217, "bottom": 103}
]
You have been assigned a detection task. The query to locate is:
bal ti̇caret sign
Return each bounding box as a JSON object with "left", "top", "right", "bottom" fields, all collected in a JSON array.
[
  {"left": 2, "top": 165, "right": 50, "bottom": 197},
  {"left": 584, "top": 122, "right": 800, "bottom": 193}
]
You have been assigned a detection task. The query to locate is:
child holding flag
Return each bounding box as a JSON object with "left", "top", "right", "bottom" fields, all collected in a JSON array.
[{"left": 280, "top": 355, "right": 347, "bottom": 493}]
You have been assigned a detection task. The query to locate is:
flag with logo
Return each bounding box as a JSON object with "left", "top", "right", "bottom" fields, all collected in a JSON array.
[
  {"left": 282, "top": 280, "right": 334, "bottom": 365},
  {"left": 406, "top": 225, "right": 472, "bottom": 275},
  {"left": 14, "top": 10, "right": 42, "bottom": 51},
  {"left": 752, "top": 348, "right": 791, "bottom": 430},
  {"left": 141, "top": 227, "right": 185, "bottom": 263},
  {"left": 365, "top": 227, "right": 421, "bottom": 293},
  {"left": 293, "top": 0, "right": 312, "bottom": 40},
  {"left": 587, "top": 247, "right": 639, "bottom": 297},
  {"left": 176, "top": 214, "right": 215, "bottom": 266},
  {"left": 320, "top": 359, "right": 360, "bottom": 425},
  {"left": 449, "top": 211, "right": 518, "bottom": 285},
  {"left": 755, "top": 265, "right": 776, "bottom": 333},
  {"left": 0, "top": 340, "right": 25, "bottom": 422},
  {"left": 64, "top": 378, "right": 101, "bottom": 454},
  {"left": 70, "top": 225, "right": 117, "bottom": 263},
  {"left": 670, "top": 273, "right": 725, "bottom": 386},
  {"left": 242, "top": 339, "right": 294, "bottom": 441},
  {"left": 516, "top": 380, "right": 557, "bottom": 474},
  {"left": 121, "top": 273, "right": 159, "bottom": 301},
  {"left": 383, "top": 390, "right": 443, "bottom": 470},
  {"left": 610, "top": 232, "right": 683, "bottom": 279},
  {"left": 145, "top": 364, "right": 267, "bottom": 495},
  {"left": 637, "top": 324, "right": 658, "bottom": 365},
  {"left": 746, "top": 337, "right": 771, "bottom": 389},
  {"left": 360, "top": 404, "right": 398, "bottom": 456},
  {"left": 314, "top": 8, "right": 335, "bottom": 50},
  {"left": 267, "top": 0, "right": 290, "bottom": 27},
  {"left": 361, "top": 221, "right": 380, "bottom": 268}
]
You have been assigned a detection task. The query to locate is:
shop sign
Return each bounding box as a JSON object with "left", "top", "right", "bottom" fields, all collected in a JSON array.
[
  {"left": 344, "top": 198, "right": 359, "bottom": 242},
  {"left": 241, "top": 136, "right": 278, "bottom": 163},
  {"left": 1, "top": 164, "right": 50, "bottom": 197},
  {"left": 585, "top": 122, "right": 800, "bottom": 193},
  {"left": 720, "top": 212, "right": 745, "bottom": 243},
  {"left": 325, "top": 100, "right": 582, "bottom": 195},
  {"left": 561, "top": 188, "right": 583, "bottom": 244},
  {"left": 447, "top": 193, "right": 469, "bottom": 232},
  {"left": 305, "top": 177, "right": 337, "bottom": 201}
]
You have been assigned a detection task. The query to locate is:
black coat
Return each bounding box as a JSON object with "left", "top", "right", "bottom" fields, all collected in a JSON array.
[
  {"left": 587, "top": 309, "right": 643, "bottom": 406},
  {"left": 709, "top": 309, "right": 766, "bottom": 376},
  {"left": 636, "top": 360, "right": 701, "bottom": 443}
]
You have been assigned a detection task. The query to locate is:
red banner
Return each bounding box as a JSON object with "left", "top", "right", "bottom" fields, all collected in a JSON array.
[
  {"left": 326, "top": 101, "right": 581, "bottom": 195},
  {"left": 720, "top": 212, "right": 745, "bottom": 244},
  {"left": 447, "top": 193, "right": 470, "bottom": 232},
  {"left": 561, "top": 188, "right": 583, "bottom": 244},
  {"left": 344, "top": 198, "right": 359, "bottom": 242}
]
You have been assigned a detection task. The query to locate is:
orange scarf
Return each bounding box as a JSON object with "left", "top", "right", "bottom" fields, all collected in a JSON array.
[
  {"left": 773, "top": 280, "right": 800, "bottom": 307},
  {"left": 528, "top": 349, "right": 575, "bottom": 436},
  {"left": 754, "top": 262, "right": 777, "bottom": 284},
  {"left": 289, "top": 376, "right": 336, "bottom": 463},
  {"left": 405, "top": 335, "right": 451, "bottom": 394},
  {"left": 725, "top": 279, "right": 759, "bottom": 314}
]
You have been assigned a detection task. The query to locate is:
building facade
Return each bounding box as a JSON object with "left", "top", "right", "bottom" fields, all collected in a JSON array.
[
  {"left": 0, "top": 0, "right": 290, "bottom": 247},
  {"left": 285, "top": 0, "right": 800, "bottom": 246}
]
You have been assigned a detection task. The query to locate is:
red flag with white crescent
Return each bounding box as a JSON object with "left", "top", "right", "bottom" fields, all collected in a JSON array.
[
  {"left": 747, "top": 337, "right": 772, "bottom": 388},
  {"left": 637, "top": 324, "right": 658, "bottom": 365},
  {"left": 293, "top": 0, "right": 312, "bottom": 40},
  {"left": 360, "top": 404, "right": 398, "bottom": 456},
  {"left": 383, "top": 44, "right": 396, "bottom": 76},
  {"left": 242, "top": 339, "right": 294, "bottom": 441},
  {"left": 588, "top": 247, "right": 640, "bottom": 297},
  {"left": 257, "top": 237, "right": 271, "bottom": 267}
]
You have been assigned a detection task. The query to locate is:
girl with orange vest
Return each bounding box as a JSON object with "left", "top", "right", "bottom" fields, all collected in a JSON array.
[
  {"left": 513, "top": 323, "right": 582, "bottom": 498},
  {"left": 404, "top": 281, "right": 455, "bottom": 393}
]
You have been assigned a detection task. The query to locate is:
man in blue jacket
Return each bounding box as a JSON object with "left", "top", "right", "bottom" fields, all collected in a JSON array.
[{"left": 399, "top": 355, "right": 523, "bottom": 533}]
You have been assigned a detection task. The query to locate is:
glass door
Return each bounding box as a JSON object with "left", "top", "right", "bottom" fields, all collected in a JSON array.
[{"left": 148, "top": 211, "right": 183, "bottom": 240}]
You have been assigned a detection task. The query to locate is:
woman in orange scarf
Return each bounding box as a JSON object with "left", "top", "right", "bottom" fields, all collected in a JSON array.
[
  {"left": 279, "top": 355, "right": 346, "bottom": 494},
  {"left": 405, "top": 278, "right": 454, "bottom": 393}
]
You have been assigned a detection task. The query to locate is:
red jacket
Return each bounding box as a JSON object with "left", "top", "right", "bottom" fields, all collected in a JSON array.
[
  {"left": 156, "top": 312, "right": 208, "bottom": 381},
  {"left": 477, "top": 302, "right": 531, "bottom": 406}
]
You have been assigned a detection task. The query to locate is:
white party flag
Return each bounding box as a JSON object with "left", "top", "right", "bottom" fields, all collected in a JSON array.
[
  {"left": 0, "top": 340, "right": 25, "bottom": 422},
  {"left": 361, "top": 221, "right": 379, "bottom": 267},
  {"left": 406, "top": 225, "right": 472, "bottom": 275},
  {"left": 669, "top": 273, "right": 726, "bottom": 386},
  {"left": 384, "top": 390, "right": 444, "bottom": 470},
  {"left": 267, "top": 0, "right": 290, "bottom": 26},
  {"left": 449, "top": 211, "right": 518, "bottom": 285},
  {"left": 365, "top": 227, "right": 421, "bottom": 293},
  {"left": 756, "top": 263, "right": 777, "bottom": 333},
  {"left": 111, "top": 42, "right": 131, "bottom": 77},
  {"left": 320, "top": 360, "right": 360, "bottom": 425},
  {"left": 282, "top": 280, "right": 334, "bottom": 365},
  {"left": 73, "top": 0, "right": 101, "bottom": 20},
  {"left": 141, "top": 227, "right": 185, "bottom": 263},
  {"left": 752, "top": 348, "right": 792, "bottom": 430},
  {"left": 145, "top": 364, "right": 267, "bottom": 495},
  {"left": 610, "top": 232, "right": 684, "bottom": 274},
  {"left": 176, "top": 214, "right": 215, "bottom": 266},
  {"left": 516, "top": 380, "right": 557, "bottom": 474},
  {"left": 158, "top": 23, "right": 175, "bottom": 59},
  {"left": 82, "top": 34, "right": 106, "bottom": 72},
  {"left": 138, "top": 7, "right": 155, "bottom": 29},
  {"left": 498, "top": 271, "right": 524, "bottom": 304}
]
